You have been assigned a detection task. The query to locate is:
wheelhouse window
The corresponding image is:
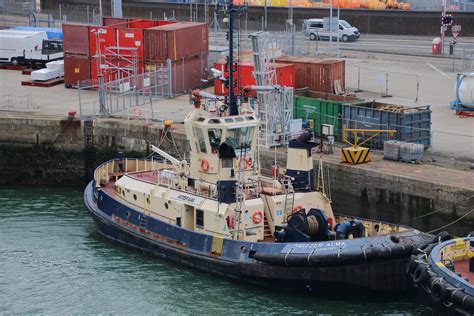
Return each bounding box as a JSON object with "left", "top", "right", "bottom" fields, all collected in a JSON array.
[
  {"left": 221, "top": 158, "right": 233, "bottom": 168},
  {"left": 196, "top": 209, "right": 204, "bottom": 228},
  {"left": 208, "top": 128, "right": 222, "bottom": 150},
  {"left": 194, "top": 127, "right": 207, "bottom": 153},
  {"left": 226, "top": 126, "right": 255, "bottom": 152}
]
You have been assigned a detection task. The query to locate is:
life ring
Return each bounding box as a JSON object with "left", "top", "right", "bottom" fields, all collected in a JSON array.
[
  {"left": 292, "top": 204, "right": 303, "bottom": 214},
  {"left": 133, "top": 108, "right": 141, "bottom": 117},
  {"left": 252, "top": 210, "right": 263, "bottom": 224},
  {"left": 201, "top": 159, "right": 209, "bottom": 172},
  {"left": 238, "top": 157, "right": 250, "bottom": 170}
]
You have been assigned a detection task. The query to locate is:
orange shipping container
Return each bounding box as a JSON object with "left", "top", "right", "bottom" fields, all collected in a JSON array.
[
  {"left": 117, "top": 28, "right": 144, "bottom": 60},
  {"left": 213, "top": 61, "right": 295, "bottom": 96},
  {"left": 89, "top": 26, "right": 117, "bottom": 57},
  {"left": 275, "top": 56, "right": 345, "bottom": 94},
  {"left": 143, "top": 22, "right": 208, "bottom": 62}
]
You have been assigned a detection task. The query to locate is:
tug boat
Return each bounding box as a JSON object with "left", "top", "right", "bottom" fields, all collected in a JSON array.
[
  {"left": 84, "top": 95, "right": 432, "bottom": 293},
  {"left": 408, "top": 235, "right": 474, "bottom": 315}
]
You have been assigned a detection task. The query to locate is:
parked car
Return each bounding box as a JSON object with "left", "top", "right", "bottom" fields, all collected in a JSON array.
[{"left": 303, "top": 18, "right": 360, "bottom": 42}]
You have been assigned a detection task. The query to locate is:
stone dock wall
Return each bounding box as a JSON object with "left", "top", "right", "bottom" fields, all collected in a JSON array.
[{"left": 1, "top": 115, "right": 472, "bottom": 216}]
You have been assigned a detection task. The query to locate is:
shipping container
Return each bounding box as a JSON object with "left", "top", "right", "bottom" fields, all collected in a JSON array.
[
  {"left": 144, "top": 55, "right": 207, "bottom": 94},
  {"left": 275, "top": 56, "right": 345, "bottom": 94},
  {"left": 91, "top": 57, "right": 144, "bottom": 83},
  {"left": 117, "top": 28, "right": 144, "bottom": 60},
  {"left": 293, "top": 90, "right": 362, "bottom": 140},
  {"left": 64, "top": 54, "right": 91, "bottom": 87},
  {"left": 154, "top": 20, "right": 177, "bottom": 27},
  {"left": 143, "top": 22, "right": 208, "bottom": 62},
  {"left": 102, "top": 17, "right": 128, "bottom": 27},
  {"left": 127, "top": 19, "right": 156, "bottom": 29},
  {"left": 213, "top": 61, "right": 295, "bottom": 96},
  {"left": 342, "top": 101, "right": 432, "bottom": 148},
  {"left": 62, "top": 24, "right": 90, "bottom": 56},
  {"left": 89, "top": 26, "right": 117, "bottom": 57}
]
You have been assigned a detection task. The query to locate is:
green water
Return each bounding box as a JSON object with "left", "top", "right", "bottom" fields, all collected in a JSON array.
[{"left": 0, "top": 186, "right": 441, "bottom": 315}]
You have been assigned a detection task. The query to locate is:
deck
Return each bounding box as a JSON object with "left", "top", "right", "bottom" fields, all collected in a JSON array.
[{"left": 454, "top": 259, "right": 474, "bottom": 284}]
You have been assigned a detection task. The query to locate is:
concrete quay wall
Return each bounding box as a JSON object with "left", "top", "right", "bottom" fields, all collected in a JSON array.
[{"left": 0, "top": 115, "right": 472, "bottom": 215}]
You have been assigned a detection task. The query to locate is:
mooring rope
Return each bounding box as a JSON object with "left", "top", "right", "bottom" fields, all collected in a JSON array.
[{"left": 426, "top": 208, "right": 474, "bottom": 234}]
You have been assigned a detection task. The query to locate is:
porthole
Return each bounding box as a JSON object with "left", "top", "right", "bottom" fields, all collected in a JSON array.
[
  {"left": 125, "top": 211, "right": 131, "bottom": 219},
  {"left": 165, "top": 203, "right": 169, "bottom": 209},
  {"left": 133, "top": 194, "right": 137, "bottom": 201}
]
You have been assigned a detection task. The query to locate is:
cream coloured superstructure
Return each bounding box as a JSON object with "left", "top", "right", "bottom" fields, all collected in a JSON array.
[{"left": 95, "top": 104, "right": 335, "bottom": 242}]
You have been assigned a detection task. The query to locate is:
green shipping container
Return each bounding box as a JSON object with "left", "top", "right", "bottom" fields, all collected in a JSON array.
[{"left": 293, "top": 90, "right": 362, "bottom": 140}]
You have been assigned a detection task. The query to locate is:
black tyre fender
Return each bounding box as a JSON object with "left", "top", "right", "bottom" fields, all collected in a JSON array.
[
  {"left": 431, "top": 280, "right": 448, "bottom": 304},
  {"left": 413, "top": 265, "right": 428, "bottom": 284},
  {"left": 406, "top": 254, "right": 418, "bottom": 274}
]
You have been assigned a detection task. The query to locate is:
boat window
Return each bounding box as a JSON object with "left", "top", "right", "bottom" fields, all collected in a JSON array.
[
  {"left": 194, "top": 127, "right": 207, "bottom": 153},
  {"left": 176, "top": 217, "right": 181, "bottom": 227},
  {"left": 235, "top": 117, "right": 244, "bottom": 122},
  {"left": 221, "top": 158, "right": 233, "bottom": 168},
  {"left": 208, "top": 128, "right": 222, "bottom": 150},
  {"left": 208, "top": 119, "right": 221, "bottom": 124},
  {"left": 224, "top": 118, "right": 234, "bottom": 123},
  {"left": 197, "top": 117, "right": 205, "bottom": 122},
  {"left": 196, "top": 209, "right": 204, "bottom": 228},
  {"left": 226, "top": 126, "right": 255, "bottom": 152},
  {"left": 246, "top": 116, "right": 255, "bottom": 120}
]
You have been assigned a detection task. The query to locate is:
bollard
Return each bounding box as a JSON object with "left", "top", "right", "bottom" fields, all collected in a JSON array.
[{"left": 382, "top": 72, "right": 392, "bottom": 98}]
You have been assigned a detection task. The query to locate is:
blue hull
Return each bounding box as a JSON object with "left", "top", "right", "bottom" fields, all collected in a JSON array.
[{"left": 84, "top": 181, "right": 432, "bottom": 292}]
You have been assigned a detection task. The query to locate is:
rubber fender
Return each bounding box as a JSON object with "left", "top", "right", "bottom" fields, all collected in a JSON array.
[
  {"left": 335, "top": 221, "right": 363, "bottom": 240},
  {"left": 413, "top": 264, "right": 429, "bottom": 284},
  {"left": 452, "top": 290, "right": 474, "bottom": 313},
  {"left": 406, "top": 254, "right": 418, "bottom": 274},
  {"left": 423, "top": 243, "right": 437, "bottom": 256},
  {"left": 433, "top": 231, "right": 452, "bottom": 243},
  {"left": 431, "top": 280, "right": 449, "bottom": 304}
]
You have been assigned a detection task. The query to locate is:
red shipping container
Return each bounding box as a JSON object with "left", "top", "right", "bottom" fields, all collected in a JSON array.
[
  {"left": 127, "top": 19, "right": 155, "bottom": 29},
  {"left": 154, "top": 20, "right": 177, "bottom": 27},
  {"left": 102, "top": 16, "right": 128, "bottom": 26},
  {"left": 89, "top": 26, "right": 117, "bottom": 57},
  {"left": 62, "top": 24, "right": 90, "bottom": 56},
  {"left": 117, "top": 28, "right": 144, "bottom": 60},
  {"left": 275, "top": 56, "right": 345, "bottom": 94},
  {"left": 64, "top": 54, "right": 91, "bottom": 87},
  {"left": 144, "top": 55, "right": 207, "bottom": 94},
  {"left": 143, "top": 22, "right": 208, "bottom": 62},
  {"left": 213, "top": 61, "right": 295, "bottom": 96},
  {"left": 91, "top": 58, "right": 144, "bottom": 83}
]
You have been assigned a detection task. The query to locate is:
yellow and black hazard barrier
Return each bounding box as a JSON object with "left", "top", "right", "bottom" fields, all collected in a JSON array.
[{"left": 341, "top": 146, "right": 371, "bottom": 164}]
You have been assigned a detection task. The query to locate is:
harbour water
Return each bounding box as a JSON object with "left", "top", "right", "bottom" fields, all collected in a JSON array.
[{"left": 1, "top": 186, "right": 471, "bottom": 315}]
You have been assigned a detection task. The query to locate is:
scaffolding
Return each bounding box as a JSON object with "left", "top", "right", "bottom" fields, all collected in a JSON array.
[{"left": 250, "top": 31, "right": 293, "bottom": 149}]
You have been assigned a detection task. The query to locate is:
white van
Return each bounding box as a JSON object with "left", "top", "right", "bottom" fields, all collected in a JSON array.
[
  {"left": 0, "top": 30, "right": 63, "bottom": 65},
  {"left": 303, "top": 18, "right": 360, "bottom": 42}
]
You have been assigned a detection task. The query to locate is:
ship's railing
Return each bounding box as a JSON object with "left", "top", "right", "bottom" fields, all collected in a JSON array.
[{"left": 94, "top": 158, "right": 166, "bottom": 187}]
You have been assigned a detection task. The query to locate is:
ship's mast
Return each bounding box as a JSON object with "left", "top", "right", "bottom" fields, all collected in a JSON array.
[{"left": 227, "top": 0, "right": 238, "bottom": 116}]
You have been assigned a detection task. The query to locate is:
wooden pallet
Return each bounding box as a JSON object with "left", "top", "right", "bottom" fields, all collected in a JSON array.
[
  {"left": 0, "top": 64, "right": 27, "bottom": 71},
  {"left": 22, "top": 69, "right": 34, "bottom": 75},
  {"left": 21, "top": 77, "right": 64, "bottom": 87}
]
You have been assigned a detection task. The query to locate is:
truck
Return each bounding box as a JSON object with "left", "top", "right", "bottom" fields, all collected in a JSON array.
[
  {"left": 303, "top": 18, "right": 360, "bottom": 42},
  {"left": 0, "top": 30, "right": 63, "bottom": 66}
]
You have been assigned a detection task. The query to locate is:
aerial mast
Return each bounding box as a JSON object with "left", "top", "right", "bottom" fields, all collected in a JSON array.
[{"left": 227, "top": 0, "right": 238, "bottom": 116}]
